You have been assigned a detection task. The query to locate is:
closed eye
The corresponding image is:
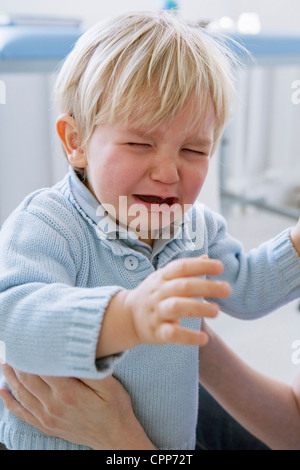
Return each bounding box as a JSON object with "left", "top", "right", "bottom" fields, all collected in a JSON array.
[
  {"left": 182, "top": 148, "right": 208, "bottom": 156},
  {"left": 127, "top": 142, "right": 151, "bottom": 147}
]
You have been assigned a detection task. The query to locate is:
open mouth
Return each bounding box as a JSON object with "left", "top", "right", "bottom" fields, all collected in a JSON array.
[{"left": 133, "top": 194, "right": 179, "bottom": 206}]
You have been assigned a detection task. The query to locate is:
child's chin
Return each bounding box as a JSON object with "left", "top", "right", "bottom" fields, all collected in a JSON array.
[{"left": 128, "top": 213, "right": 174, "bottom": 231}]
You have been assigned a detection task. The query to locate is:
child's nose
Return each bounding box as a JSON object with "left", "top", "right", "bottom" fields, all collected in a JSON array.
[{"left": 150, "top": 156, "right": 180, "bottom": 184}]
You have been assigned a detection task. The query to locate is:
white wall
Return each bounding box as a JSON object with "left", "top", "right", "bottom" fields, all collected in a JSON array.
[{"left": 1, "top": 0, "right": 300, "bottom": 30}]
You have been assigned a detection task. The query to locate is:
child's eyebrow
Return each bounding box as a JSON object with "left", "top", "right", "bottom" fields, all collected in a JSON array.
[
  {"left": 125, "top": 127, "right": 158, "bottom": 138},
  {"left": 125, "top": 128, "right": 154, "bottom": 139}
]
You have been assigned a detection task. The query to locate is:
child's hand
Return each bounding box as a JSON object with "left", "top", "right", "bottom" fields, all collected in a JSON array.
[
  {"left": 122, "top": 256, "right": 231, "bottom": 347},
  {"left": 290, "top": 218, "right": 300, "bottom": 256}
]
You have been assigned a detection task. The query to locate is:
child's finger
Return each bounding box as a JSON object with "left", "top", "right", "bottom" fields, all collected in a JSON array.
[
  {"left": 160, "top": 277, "right": 231, "bottom": 300},
  {"left": 158, "top": 297, "right": 219, "bottom": 321},
  {"left": 157, "top": 323, "right": 209, "bottom": 347},
  {"left": 161, "top": 256, "right": 224, "bottom": 280}
]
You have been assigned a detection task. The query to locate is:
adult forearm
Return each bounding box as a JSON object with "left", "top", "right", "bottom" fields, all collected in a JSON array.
[{"left": 198, "top": 323, "right": 300, "bottom": 450}]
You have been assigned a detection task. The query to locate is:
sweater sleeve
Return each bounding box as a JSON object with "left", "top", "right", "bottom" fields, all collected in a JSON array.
[
  {"left": 205, "top": 209, "right": 300, "bottom": 319},
  {"left": 0, "top": 203, "right": 123, "bottom": 378}
]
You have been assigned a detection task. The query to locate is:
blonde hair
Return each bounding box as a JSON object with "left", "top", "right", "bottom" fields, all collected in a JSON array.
[{"left": 55, "top": 11, "right": 238, "bottom": 157}]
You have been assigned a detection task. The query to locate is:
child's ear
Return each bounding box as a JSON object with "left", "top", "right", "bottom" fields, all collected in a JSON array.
[{"left": 56, "top": 114, "right": 87, "bottom": 168}]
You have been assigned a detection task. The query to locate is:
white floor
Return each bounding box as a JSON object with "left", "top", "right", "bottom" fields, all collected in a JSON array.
[{"left": 206, "top": 206, "right": 300, "bottom": 386}]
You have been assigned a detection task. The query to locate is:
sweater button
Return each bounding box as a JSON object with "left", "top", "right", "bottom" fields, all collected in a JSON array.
[{"left": 124, "top": 255, "right": 139, "bottom": 271}]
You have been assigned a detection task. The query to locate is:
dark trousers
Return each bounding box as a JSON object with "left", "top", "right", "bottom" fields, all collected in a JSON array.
[{"left": 196, "top": 384, "right": 270, "bottom": 450}]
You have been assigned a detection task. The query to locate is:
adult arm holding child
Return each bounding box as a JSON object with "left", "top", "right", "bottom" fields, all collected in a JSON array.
[{"left": 198, "top": 321, "right": 300, "bottom": 450}]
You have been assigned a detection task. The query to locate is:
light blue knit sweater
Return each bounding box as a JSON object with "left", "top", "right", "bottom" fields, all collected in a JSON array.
[{"left": 0, "top": 167, "right": 299, "bottom": 450}]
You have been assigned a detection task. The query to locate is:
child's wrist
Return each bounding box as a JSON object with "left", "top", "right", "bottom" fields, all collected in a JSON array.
[
  {"left": 96, "top": 289, "right": 139, "bottom": 358},
  {"left": 122, "top": 289, "right": 141, "bottom": 348}
]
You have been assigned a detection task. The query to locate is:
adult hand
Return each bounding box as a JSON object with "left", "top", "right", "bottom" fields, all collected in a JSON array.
[{"left": 0, "top": 365, "right": 155, "bottom": 450}]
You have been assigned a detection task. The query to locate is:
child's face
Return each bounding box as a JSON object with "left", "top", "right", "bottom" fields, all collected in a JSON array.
[{"left": 84, "top": 101, "right": 215, "bottom": 245}]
